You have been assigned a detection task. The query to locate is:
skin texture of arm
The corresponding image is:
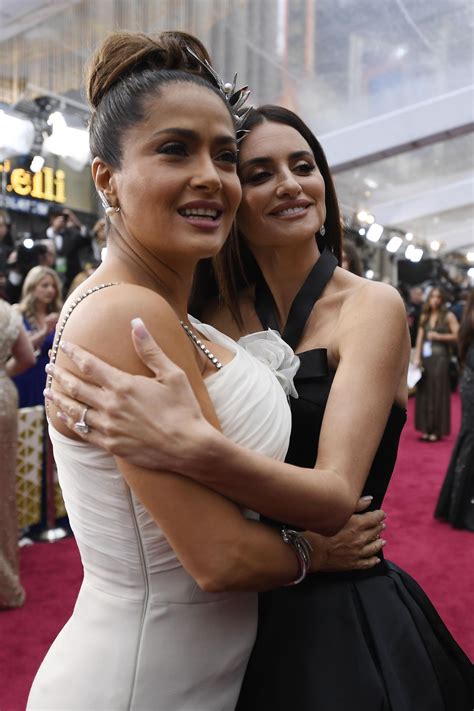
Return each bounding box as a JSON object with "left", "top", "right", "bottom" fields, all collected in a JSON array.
[
  {"left": 47, "top": 282, "right": 409, "bottom": 536},
  {"left": 6, "top": 324, "right": 36, "bottom": 376},
  {"left": 414, "top": 324, "right": 424, "bottom": 366},
  {"left": 49, "top": 284, "right": 326, "bottom": 593}
]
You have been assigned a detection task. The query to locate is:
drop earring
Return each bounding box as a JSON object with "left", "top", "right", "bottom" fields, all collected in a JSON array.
[
  {"left": 97, "top": 190, "right": 120, "bottom": 217},
  {"left": 319, "top": 225, "right": 326, "bottom": 237}
]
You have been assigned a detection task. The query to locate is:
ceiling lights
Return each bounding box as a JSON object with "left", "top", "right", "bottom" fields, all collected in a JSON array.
[
  {"left": 386, "top": 236, "right": 403, "bottom": 253},
  {"left": 405, "top": 244, "right": 423, "bottom": 262},
  {"left": 366, "top": 223, "right": 384, "bottom": 242}
]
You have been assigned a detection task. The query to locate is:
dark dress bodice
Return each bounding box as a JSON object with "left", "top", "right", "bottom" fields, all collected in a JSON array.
[
  {"left": 237, "top": 249, "right": 472, "bottom": 711},
  {"left": 287, "top": 348, "right": 406, "bottom": 510}
]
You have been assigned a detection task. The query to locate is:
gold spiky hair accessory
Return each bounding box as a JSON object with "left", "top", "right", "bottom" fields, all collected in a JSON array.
[{"left": 185, "top": 46, "right": 252, "bottom": 138}]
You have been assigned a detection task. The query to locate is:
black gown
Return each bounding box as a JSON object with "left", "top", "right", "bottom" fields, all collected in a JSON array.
[
  {"left": 237, "top": 250, "right": 473, "bottom": 711},
  {"left": 435, "top": 340, "right": 474, "bottom": 530}
]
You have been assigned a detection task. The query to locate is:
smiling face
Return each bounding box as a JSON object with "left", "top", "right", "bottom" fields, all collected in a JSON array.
[
  {"left": 98, "top": 82, "right": 241, "bottom": 266},
  {"left": 237, "top": 120, "right": 326, "bottom": 249}
]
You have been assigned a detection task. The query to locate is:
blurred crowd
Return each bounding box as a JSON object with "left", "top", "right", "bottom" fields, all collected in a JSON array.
[
  {"left": 0, "top": 205, "right": 107, "bottom": 406},
  {"left": 0, "top": 205, "right": 107, "bottom": 609}
]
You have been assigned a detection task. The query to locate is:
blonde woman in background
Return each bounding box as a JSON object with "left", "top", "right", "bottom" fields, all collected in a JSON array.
[
  {"left": 13, "top": 266, "right": 62, "bottom": 407},
  {"left": 0, "top": 299, "right": 35, "bottom": 608}
]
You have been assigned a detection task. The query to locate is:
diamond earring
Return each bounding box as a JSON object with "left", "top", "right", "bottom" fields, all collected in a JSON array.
[
  {"left": 319, "top": 225, "right": 326, "bottom": 237},
  {"left": 97, "top": 190, "right": 120, "bottom": 217}
]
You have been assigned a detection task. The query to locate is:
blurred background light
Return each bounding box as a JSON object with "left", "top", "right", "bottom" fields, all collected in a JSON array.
[
  {"left": 386, "top": 236, "right": 403, "bottom": 253},
  {"left": 366, "top": 223, "right": 384, "bottom": 242}
]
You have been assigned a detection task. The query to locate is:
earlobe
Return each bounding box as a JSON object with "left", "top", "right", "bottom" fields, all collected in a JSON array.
[{"left": 92, "top": 158, "right": 117, "bottom": 204}]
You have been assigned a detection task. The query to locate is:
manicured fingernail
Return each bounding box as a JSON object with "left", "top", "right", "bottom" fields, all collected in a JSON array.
[
  {"left": 45, "top": 363, "right": 54, "bottom": 374},
  {"left": 381, "top": 523, "right": 386, "bottom": 530},
  {"left": 374, "top": 558, "right": 381, "bottom": 564},
  {"left": 360, "top": 495, "right": 373, "bottom": 502},
  {"left": 131, "top": 317, "right": 149, "bottom": 340},
  {"left": 43, "top": 388, "right": 53, "bottom": 400},
  {"left": 381, "top": 539, "right": 387, "bottom": 546},
  {"left": 60, "top": 341, "right": 72, "bottom": 354},
  {"left": 57, "top": 411, "right": 67, "bottom": 422}
]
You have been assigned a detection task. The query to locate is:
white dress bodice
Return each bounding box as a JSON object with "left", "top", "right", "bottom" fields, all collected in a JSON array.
[{"left": 27, "top": 322, "right": 295, "bottom": 711}]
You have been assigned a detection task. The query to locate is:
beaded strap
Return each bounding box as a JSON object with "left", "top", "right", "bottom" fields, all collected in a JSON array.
[
  {"left": 45, "top": 283, "right": 119, "bottom": 401},
  {"left": 180, "top": 321, "right": 222, "bottom": 370}
]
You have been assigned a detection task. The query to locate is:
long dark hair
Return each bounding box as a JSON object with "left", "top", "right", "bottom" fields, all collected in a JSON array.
[
  {"left": 419, "top": 286, "right": 448, "bottom": 328},
  {"left": 458, "top": 289, "right": 474, "bottom": 365},
  {"left": 191, "top": 105, "right": 343, "bottom": 326}
]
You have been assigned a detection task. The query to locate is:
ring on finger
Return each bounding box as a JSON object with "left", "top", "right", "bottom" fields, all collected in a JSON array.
[{"left": 74, "top": 405, "right": 91, "bottom": 435}]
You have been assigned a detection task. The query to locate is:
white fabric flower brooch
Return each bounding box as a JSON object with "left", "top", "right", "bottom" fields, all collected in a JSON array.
[{"left": 239, "top": 329, "right": 300, "bottom": 398}]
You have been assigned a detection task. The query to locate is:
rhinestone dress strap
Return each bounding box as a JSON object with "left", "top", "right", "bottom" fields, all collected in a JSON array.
[
  {"left": 180, "top": 321, "right": 223, "bottom": 370},
  {"left": 46, "top": 283, "right": 120, "bottom": 397}
]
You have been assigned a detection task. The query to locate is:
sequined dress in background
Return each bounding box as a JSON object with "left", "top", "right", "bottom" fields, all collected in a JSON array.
[{"left": 0, "top": 300, "right": 26, "bottom": 608}]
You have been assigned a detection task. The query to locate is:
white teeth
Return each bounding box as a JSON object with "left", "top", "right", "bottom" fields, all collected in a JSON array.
[
  {"left": 274, "top": 206, "right": 307, "bottom": 217},
  {"left": 180, "top": 207, "right": 218, "bottom": 219}
]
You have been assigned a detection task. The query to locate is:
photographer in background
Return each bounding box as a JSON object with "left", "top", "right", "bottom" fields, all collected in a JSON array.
[{"left": 44, "top": 206, "right": 90, "bottom": 295}]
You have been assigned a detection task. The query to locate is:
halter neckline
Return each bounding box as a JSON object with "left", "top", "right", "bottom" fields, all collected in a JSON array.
[{"left": 254, "top": 247, "right": 338, "bottom": 350}]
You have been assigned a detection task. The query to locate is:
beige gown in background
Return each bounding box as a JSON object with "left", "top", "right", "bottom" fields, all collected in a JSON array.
[{"left": 0, "top": 299, "right": 25, "bottom": 608}]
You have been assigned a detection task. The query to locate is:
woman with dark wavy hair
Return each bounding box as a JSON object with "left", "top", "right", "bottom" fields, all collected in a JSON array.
[
  {"left": 435, "top": 288, "right": 474, "bottom": 530},
  {"left": 47, "top": 103, "right": 472, "bottom": 709}
]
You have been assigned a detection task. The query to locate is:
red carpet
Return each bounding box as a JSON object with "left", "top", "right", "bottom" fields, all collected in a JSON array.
[{"left": 0, "top": 395, "right": 472, "bottom": 710}]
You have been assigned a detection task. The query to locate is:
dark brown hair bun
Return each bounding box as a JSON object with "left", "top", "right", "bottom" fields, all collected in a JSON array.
[
  {"left": 86, "top": 31, "right": 212, "bottom": 110},
  {"left": 85, "top": 30, "right": 227, "bottom": 168}
]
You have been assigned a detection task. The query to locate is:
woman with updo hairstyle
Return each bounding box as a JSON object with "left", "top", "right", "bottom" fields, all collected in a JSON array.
[{"left": 29, "top": 31, "right": 381, "bottom": 711}]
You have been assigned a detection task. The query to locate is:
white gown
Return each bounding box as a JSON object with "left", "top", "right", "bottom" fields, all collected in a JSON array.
[{"left": 27, "top": 321, "right": 296, "bottom": 711}]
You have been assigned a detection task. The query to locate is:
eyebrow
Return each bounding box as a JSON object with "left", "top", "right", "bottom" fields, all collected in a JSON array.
[
  {"left": 239, "top": 150, "right": 313, "bottom": 170},
  {"left": 151, "top": 127, "right": 237, "bottom": 147}
]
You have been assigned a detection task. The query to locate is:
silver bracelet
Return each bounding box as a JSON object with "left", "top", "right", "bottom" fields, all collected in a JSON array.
[{"left": 281, "top": 526, "right": 313, "bottom": 585}]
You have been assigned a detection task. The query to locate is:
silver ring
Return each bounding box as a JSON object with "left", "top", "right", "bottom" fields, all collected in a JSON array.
[{"left": 74, "top": 406, "right": 90, "bottom": 435}]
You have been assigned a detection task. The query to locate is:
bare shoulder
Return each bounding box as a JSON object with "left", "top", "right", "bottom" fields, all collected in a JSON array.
[
  {"left": 447, "top": 310, "right": 459, "bottom": 325},
  {"left": 60, "top": 283, "right": 187, "bottom": 373},
  {"left": 342, "top": 277, "right": 407, "bottom": 329},
  {"left": 336, "top": 277, "right": 410, "bottom": 373}
]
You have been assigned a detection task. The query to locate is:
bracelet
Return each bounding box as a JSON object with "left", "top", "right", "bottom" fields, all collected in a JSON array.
[{"left": 281, "top": 526, "right": 313, "bottom": 585}]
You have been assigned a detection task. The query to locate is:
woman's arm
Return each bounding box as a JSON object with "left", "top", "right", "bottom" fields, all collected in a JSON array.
[
  {"left": 50, "top": 285, "right": 327, "bottom": 592},
  {"left": 427, "top": 312, "right": 459, "bottom": 344},
  {"left": 6, "top": 325, "right": 36, "bottom": 376},
  {"left": 25, "top": 313, "right": 58, "bottom": 351},
  {"left": 413, "top": 324, "right": 424, "bottom": 367},
  {"left": 46, "top": 284, "right": 408, "bottom": 535}
]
